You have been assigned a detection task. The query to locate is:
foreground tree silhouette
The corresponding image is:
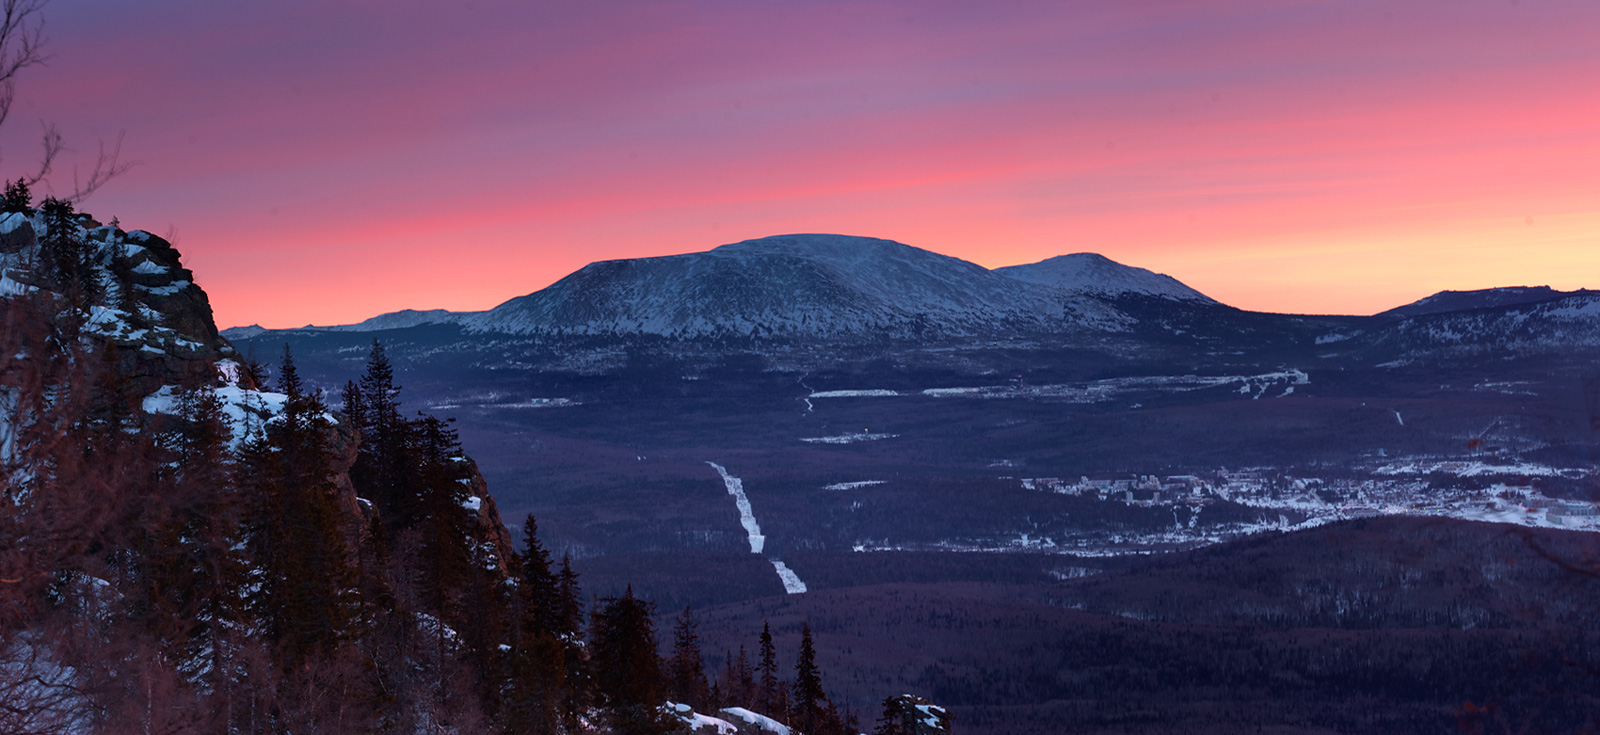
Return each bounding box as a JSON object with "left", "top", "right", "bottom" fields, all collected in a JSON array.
[{"left": 590, "top": 587, "right": 676, "bottom": 734}]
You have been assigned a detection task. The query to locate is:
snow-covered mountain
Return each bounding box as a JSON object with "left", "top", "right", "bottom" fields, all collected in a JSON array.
[
  {"left": 1365, "top": 290, "right": 1600, "bottom": 355},
  {"left": 995, "top": 252, "right": 1214, "bottom": 303},
  {"left": 455, "top": 234, "right": 1137, "bottom": 338},
  {"left": 1375, "top": 286, "right": 1577, "bottom": 319}
]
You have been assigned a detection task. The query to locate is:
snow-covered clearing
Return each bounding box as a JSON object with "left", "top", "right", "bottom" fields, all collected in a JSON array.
[
  {"left": 707, "top": 462, "right": 765, "bottom": 554},
  {"left": 807, "top": 389, "right": 902, "bottom": 398},
  {"left": 770, "top": 560, "right": 807, "bottom": 594},
  {"left": 801, "top": 432, "right": 897, "bottom": 444},
  {"left": 807, "top": 369, "right": 1309, "bottom": 404},
  {"left": 823, "top": 480, "right": 884, "bottom": 490},
  {"left": 706, "top": 462, "right": 808, "bottom": 594}
]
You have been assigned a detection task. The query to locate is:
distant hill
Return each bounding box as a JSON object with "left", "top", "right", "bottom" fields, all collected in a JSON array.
[
  {"left": 1376, "top": 286, "right": 1577, "bottom": 319},
  {"left": 238, "top": 234, "right": 1224, "bottom": 340},
  {"left": 995, "top": 252, "right": 1214, "bottom": 303}
]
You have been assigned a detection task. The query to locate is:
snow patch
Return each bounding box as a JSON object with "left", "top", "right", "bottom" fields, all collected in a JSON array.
[
  {"left": 801, "top": 432, "right": 898, "bottom": 444},
  {"left": 707, "top": 462, "right": 765, "bottom": 554},
  {"left": 719, "top": 707, "right": 791, "bottom": 735},
  {"left": 771, "top": 560, "right": 807, "bottom": 594},
  {"left": 809, "top": 389, "right": 901, "bottom": 398},
  {"left": 823, "top": 480, "right": 885, "bottom": 490}
]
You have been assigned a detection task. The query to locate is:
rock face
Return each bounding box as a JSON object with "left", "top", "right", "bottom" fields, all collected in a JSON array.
[
  {"left": 1, "top": 211, "right": 240, "bottom": 395},
  {"left": 1, "top": 205, "right": 519, "bottom": 574}
]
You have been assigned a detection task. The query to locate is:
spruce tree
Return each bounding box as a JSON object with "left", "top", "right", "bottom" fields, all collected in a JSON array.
[
  {"left": 2, "top": 177, "right": 31, "bottom": 213},
  {"left": 589, "top": 587, "right": 670, "bottom": 734},
  {"left": 667, "top": 606, "right": 708, "bottom": 709},
  {"left": 758, "top": 621, "right": 779, "bottom": 716},
  {"left": 352, "top": 339, "right": 414, "bottom": 525},
  {"left": 164, "top": 387, "right": 249, "bottom": 726},
  {"left": 791, "top": 622, "right": 825, "bottom": 734},
  {"left": 38, "top": 196, "right": 99, "bottom": 306},
  {"left": 872, "top": 697, "right": 903, "bottom": 735},
  {"left": 735, "top": 644, "right": 755, "bottom": 707},
  {"left": 521, "top": 515, "right": 559, "bottom": 637},
  {"left": 555, "top": 553, "right": 590, "bottom": 730},
  {"left": 246, "top": 345, "right": 358, "bottom": 666},
  {"left": 411, "top": 413, "right": 474, "bottom": 617}
]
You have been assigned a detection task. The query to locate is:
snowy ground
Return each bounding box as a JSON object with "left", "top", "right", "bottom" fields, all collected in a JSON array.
[
  {"left": 808, "top": 368, "right": 1310, "bottom": 404},
  {"left": 706, "top": 462, "right": 808, "bottom": 595}
]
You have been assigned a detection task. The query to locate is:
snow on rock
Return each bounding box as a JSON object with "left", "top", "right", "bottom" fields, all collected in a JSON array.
[
  {"left": 770, "top": 560, "right": 807, "bottom": 594},
  {"left": 141, "top": 385, "right": 291, "bottom": 448},
  {"left": 669, "top": 703, "right": 740, "bottom": 734},
  {"left": 708, "top": 462, "right": 765, "bottom": 554},
  {"left": 719, "top": 708, "right": 792, "bottom": 735}
]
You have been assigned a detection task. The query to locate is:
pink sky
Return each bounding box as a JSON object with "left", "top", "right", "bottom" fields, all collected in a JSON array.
[{"left": 5, "top": 0, "right": 1598, "bottom": 328}]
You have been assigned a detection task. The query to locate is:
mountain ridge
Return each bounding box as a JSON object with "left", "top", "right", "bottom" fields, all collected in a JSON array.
[{"left": 225, "top": 234, "right": 1210, "bottom": 338}]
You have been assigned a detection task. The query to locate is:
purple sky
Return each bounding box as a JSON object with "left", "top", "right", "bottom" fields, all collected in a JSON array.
[{"left": 6, "top": 0, "right": 1598, "bottom": 327}]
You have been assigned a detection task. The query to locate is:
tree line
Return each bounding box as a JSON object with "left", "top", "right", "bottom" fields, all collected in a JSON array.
[{"left": 1, "top": 280, "right": 874, "bottom": 734}]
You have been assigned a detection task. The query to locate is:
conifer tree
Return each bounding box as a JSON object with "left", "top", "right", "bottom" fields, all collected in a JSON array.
[
  {"left": 872, "top": 697, "right": 903, "bottom": 735},
  {"left": 590, "top": 587, "right": 670, "bottom": 734},
  {"left": 503, "top": 515, "right": 565, "bottom": 734},
  {"left": 554, "top": 553, "right": 590, "bottom": 730},
  {"left": 2, "top": 177, "right": 31, "bottom": 213},
  {"left": 792, "top": 622, "right": 825, "bottom": 734},
  {"left": 38, "top": 196, "right": 99, "bottom": 308},
  {"left": 413, "top": 413, "right": 474, "bottom": 617},
  {"left": 758, "top": 621, "right": 779, "bottom": 716},
  {"left": 667, "top": 606, "right": 708, "bottom": 709},
  {"left": 352, "top": 339, "right": 414, "bottom": 526},
  {"left": 245, "top": 345, "right": 358, "bottom": 666},
  {"left": 735, "top": 644, "right": 755, "bottom": 707},
  {"left": 159, "top": 386, "right": 250, "bottom": 727},
  {"left": 521, "top": 514, "right": 559, "bottom": 637}
]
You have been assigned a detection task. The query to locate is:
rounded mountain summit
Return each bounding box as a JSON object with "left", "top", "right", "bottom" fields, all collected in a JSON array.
[{"left": 279, "top": 235, "right": 1219, "bottom": 339}]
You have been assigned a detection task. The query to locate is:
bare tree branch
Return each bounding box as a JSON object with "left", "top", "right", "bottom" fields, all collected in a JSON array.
[
  {"left": 0, "top": 1, "right": 133, "bottom": 200},
  {"left": 0, "top": 0, "right": 47, "bottom": 132},
  {"left": 22, "top": 118, "right": 58, "bottom": 186},
  {"left": 65, "top": 130, "right": 135, "bottom": 203}
]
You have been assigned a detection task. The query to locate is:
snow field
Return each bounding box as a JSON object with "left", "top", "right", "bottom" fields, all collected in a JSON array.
[
  {"left": 707, "top": 462, "right": 764, "bottom": 554},
  {"left": 706, "top": 462, "right": 809, "bottom": 595}
]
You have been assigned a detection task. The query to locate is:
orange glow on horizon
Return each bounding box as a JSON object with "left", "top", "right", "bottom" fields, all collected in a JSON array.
[{"left": 3, "top": 1, "right": 1594, "bottom": 328}]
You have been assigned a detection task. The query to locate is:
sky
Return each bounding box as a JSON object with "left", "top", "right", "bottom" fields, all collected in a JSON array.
[{"left": 5, "top": 0, "right": 1598, "bottom": 328}]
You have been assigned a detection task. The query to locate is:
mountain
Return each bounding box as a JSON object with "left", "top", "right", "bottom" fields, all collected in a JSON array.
[
  {"left": 221, "top": 309, "right": 463, "bottom": 341},
  {"left": 456, "top": 234, "right": 1135, "bottom": 338},
  {"left": 1361, "top": 289, "right": 1600, "bottom": 356},
  {"left": 995, "top": 252, "right": 1214, "bottom": 303},
  {"left": 273, "top": 234, "right": 1221, "bottom": 340},
  {"left": 1375, "top": 285, "right": 1578, "bottom": 319}
]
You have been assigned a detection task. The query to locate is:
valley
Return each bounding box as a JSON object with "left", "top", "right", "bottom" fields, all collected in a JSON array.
[{"left": 219, "top": 235, "right": 1600, "bottom": 733}]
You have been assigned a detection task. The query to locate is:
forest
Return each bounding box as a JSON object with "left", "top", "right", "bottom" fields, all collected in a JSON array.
[{"left": 0, "top": 191, "right": 875, "bottom": 734}]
